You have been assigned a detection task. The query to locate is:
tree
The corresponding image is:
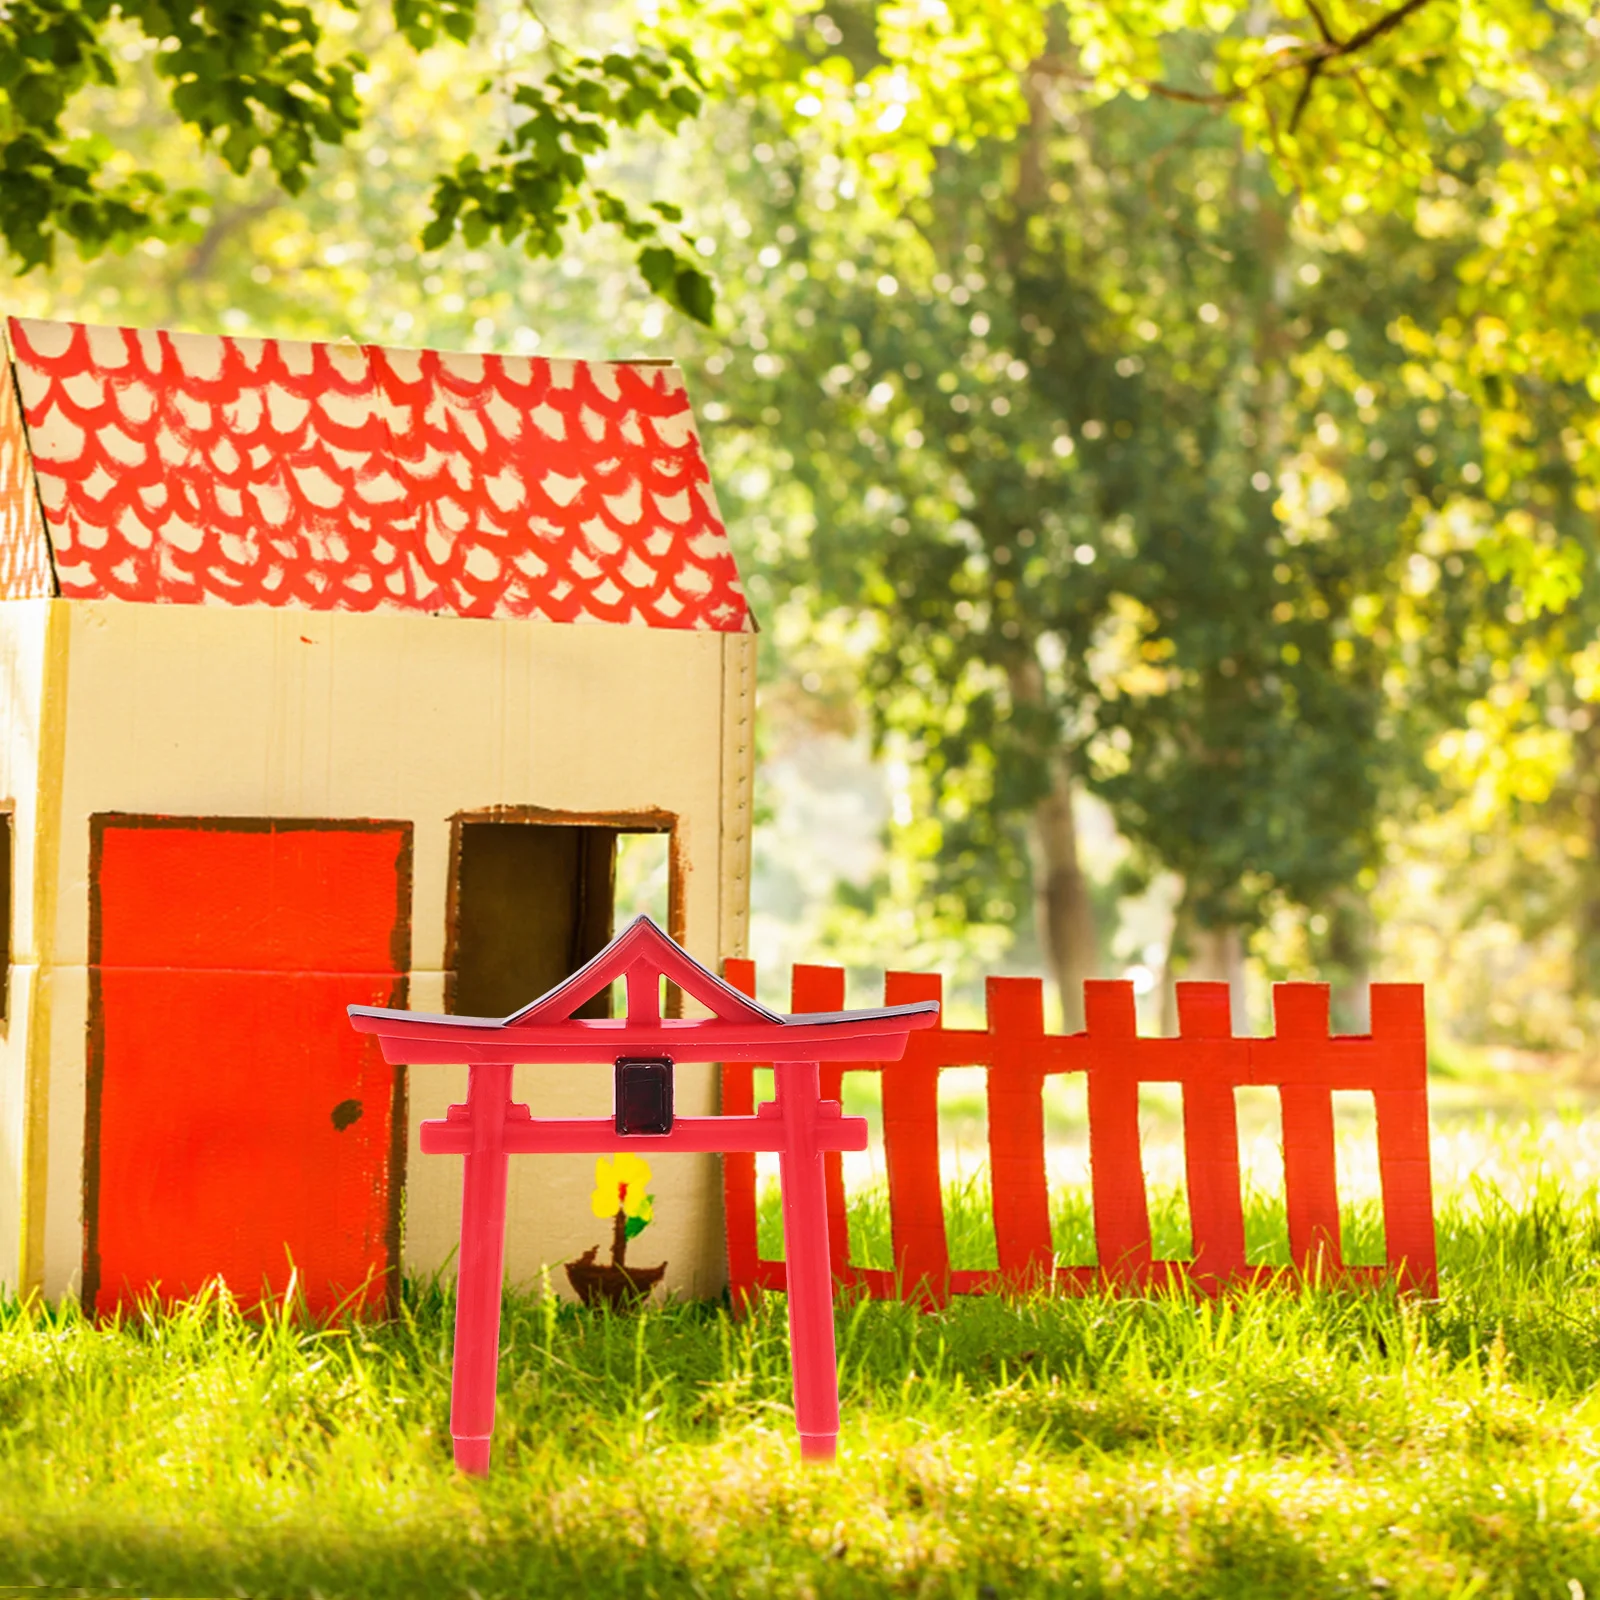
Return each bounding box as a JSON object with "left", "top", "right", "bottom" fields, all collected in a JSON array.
[
  {"left": 666, "top": 0, "right": 1600, "bottom": 1029},
  {"left": 14, "top": 0, "right": 1600, "bottom": 387},
  {"left": 0, "top": 1, "right": 712, "bottom": 355},
  {"left": 0, "top": 0, "right": 714, "bottom": 316},
  {"left": 683, "top": 0, "right": 1600, "bottom": 594},
  {"left": 689, "top": 57, "right": 1525, "bottom": 1026}
]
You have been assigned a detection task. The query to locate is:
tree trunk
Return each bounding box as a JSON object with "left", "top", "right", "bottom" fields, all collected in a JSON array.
[
  {"left": 1160, "top": 889, "right": 1246, "bottom": 1034},
  {"left": 1573, "top": 716, "right": 1600, "bottom": 1003},
  {"left": 1327, "top": 891, "right": 1373, "bottom": 1034},
  {"left": 1031, "top": 756, "right": 1097, "bottom": 1032},
  {"left": 1008, "top": 659, "right": 1098, "bottom": 1031}
]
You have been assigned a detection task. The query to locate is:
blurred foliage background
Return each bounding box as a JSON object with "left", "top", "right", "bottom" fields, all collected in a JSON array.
[{"left": 6, "top": 0, "right": 1600, "bottom": 1057}]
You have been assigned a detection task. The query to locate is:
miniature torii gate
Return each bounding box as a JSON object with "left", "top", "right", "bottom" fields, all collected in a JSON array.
[{"left": 349, "top": 916, "right": 939, "bottom": 1473}]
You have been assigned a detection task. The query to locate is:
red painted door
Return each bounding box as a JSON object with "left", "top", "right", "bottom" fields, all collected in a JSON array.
[{"left": 87, "top": 818, "right": 411, "bottom": 1315}]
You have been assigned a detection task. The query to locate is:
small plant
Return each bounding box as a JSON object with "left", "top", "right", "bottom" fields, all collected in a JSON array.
[{"left": 564, "top": 1153, "right": 666, "bottom": 1310}]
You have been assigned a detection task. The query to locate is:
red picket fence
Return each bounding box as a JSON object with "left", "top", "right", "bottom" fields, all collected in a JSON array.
[{"left": 721, "top": 963, "right": 1437, "bottom": 1306}]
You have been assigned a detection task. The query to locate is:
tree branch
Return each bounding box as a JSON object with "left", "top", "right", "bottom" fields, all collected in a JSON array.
[
  {"left": 1304, "top": 0, "right": 1338, "bottom": 46},
  {"left": 1341, "top": 0, "right": 1434, "bottom": 56},
  {"left": 1139, "top": 80, "right": 1231, "bottom": 107},
  {"left": 1131, "top": 0, "right": 1439, "bottom": 115},
  {"left": 1288, "top": 58, "right": 1324, "bottom": 131}
]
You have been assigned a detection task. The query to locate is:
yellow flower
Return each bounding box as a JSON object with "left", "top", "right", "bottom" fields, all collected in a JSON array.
[{"left": 591, "top": 1153, "right": 654, "bottom": 1223}]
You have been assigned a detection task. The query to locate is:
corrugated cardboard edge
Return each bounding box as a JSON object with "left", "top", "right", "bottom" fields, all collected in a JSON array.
[
  {"left": 718, "top": 631, "right": 756, "bottom": 965},
  {"left": 702, "top": 629, "right": 757, "bottom": 1297},
  {"left": 19, "top": 598, "right": 67, "bottom": 1296}
]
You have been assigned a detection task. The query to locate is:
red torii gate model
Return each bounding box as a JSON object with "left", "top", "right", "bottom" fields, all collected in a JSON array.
[{"left": 349, "top": 917, "right": 938, "bottom": 1474}]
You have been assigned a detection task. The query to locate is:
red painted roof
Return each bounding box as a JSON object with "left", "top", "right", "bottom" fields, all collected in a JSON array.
[{"left": 0, "top": 318, "right": 751, "bottom": 630}]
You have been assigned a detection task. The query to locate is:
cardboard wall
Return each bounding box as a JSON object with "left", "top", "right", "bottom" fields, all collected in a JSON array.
[{"left": 0, "top": 598, "right": 755, "bottom": 1303}]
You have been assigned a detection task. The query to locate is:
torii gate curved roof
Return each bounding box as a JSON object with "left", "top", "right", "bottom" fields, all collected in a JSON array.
[{"left": 349, "top": 916, "right": 940, "bottom": 1064}]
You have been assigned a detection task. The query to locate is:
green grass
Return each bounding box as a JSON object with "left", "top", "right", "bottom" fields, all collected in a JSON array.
[
  {"left": 756, "top": 1174, "right": 1387, "bottom": 1270},
  {"left": 6, "top": 1118, "right": 1600, "bottom": 1596}
]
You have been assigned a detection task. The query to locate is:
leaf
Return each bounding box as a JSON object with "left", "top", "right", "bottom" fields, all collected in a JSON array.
[
  {"left": 674, "top": 263, "right": 716, "bottom": 325},
  {"left": 637, "top": 243, "right": 678, "bottom": 296}
]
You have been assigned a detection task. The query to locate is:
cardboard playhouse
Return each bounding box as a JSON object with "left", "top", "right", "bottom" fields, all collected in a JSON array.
[{"left": 0, "top": 316, "right": 757, "bottom": 1313}]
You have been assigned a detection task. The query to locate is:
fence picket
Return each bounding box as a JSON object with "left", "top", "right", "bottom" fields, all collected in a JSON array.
[
  {"left": 1269, "top": 985, "right": 1343, "bottom": 1276},
  {"left": 985, "top": 977, "right": 1053, "bottom": 1288},
  {"left": 1170, "top": 984, "right": 1243, "bottom": 1280},
  {"left": 1371, "top": 984, "right": 1437, "bottom": 1291},
  {"left": 1082, "top": 980, "right": 1149, "bottom": 1282},
  {"left": 720, "top": 957, "right": 761, "bottom": 1309},
  {"left": 881, "top": 970, "right": 949, "bottom": 1305}
]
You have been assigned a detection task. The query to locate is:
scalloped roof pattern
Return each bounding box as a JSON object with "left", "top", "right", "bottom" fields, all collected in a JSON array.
[
  {"left": 0, "top": 343, "right": 52, "bottom": 602},
  {"left": 1, "top": 317, "right": 751, "bottom": 630}
]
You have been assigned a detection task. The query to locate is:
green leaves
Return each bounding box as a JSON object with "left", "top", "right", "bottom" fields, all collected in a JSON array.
[
  {"left": 0, "top": 0, "right": 364, "bottom": 270},
  {"left": 697, "top": 16, "right": 1558, "bottom": 968},
  {"left": 0, "top": 0, "right": 716, "bottom": 323},
  {"left": 673, "top": 0, "right": 1600, "bottom": 982},
  {"left": 421, "top": 44, "right": 716, "bottom": 324},
  {"left": 124, "top": 0, "right": 367, "bottom": 183},
  {"left": 0, "top": 0, "right": 143, "bottom": 268},
  {"left": 639, "top": 244, "right": 716, "bottom": 325},
  {"left": 392, "top": 0, "right": 478, "bottom": 50},
  {"left": 687, "top": 0, "right": 1600, "bottom": 621},
  {"left": 623, "top": 1199, "right": 655, "bottom": 1242}
]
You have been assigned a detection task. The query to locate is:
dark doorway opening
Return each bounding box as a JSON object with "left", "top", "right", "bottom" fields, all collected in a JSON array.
[{"left": 448, "top": 820, "right": 673, "bottom": 1020}]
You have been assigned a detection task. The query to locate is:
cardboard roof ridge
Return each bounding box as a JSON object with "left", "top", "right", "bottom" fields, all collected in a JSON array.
[{"left": 0, "top": 314, "right": 753, "bottom": 631}]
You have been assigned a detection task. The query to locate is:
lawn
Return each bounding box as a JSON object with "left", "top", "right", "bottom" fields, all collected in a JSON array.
[{"left": 5, "top": 1089, "right": 1600, "bottom": 1598}]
